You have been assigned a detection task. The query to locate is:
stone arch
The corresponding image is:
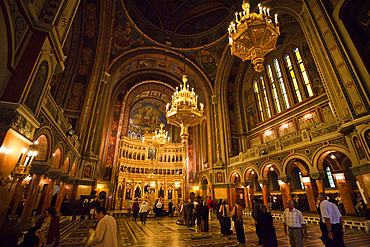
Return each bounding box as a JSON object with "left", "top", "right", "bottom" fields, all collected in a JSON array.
[
  {"left": 312, "top": 145, "right": 354, "bottom": 173},
  {"left": 260, "top": 160, "right": 282, "bottom": 178},
  {"left": 243, "top": 165, "right": 259, "bottom": 182},
  {"left": 33, "top": 128, "right": 53, "bottom": 162},
  {"left": 50, "top": 144, "right": 64, "bottom": 169},
  {"left": 201, "top": 175, "right": 209, "bottom": 185},
  {"left": 283, "top": 154, "right": 311, "bottom": 177},
  {"left": 61, "top": 155, "right": 71, "bottom": 173},
  {"left": 229, "top": 169, "right": 242, "bottom": 184}
]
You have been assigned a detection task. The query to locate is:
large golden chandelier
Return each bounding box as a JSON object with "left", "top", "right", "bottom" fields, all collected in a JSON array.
[
  {"left": 166, "top": 75, "right": 204, "bottom": 145},
  {"left": 228, "top": 0, "right": 280, "bottom": 72},
  {"left": 152, "top": 123, "right": 169, "bottom": 147}
]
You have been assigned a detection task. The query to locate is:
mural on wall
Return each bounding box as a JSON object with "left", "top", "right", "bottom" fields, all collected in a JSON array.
[
  {"left": 34, "top": 135, "right": 48, "bottom": 161},
  {"left": 104, "top": 91, "right": 124, "bottom": 181},
  {"left": 83, "top": 165, "right": 92, "bottom": 178},
  {"left": 148, "top": 146, "right": 157, "bottom": 160},
  {"left": 188, "top": 127, "right": 194, "bottom": 183},
  {"left": 66, "top": 1, "right": 99, "bottom": 111},
  {"left": 217, "top": 172, "right": 223, "bottom": 183},
  {"left": 364, "top": 129, "right": 370, "bottom": 150},
  {"left": 24, "top": 60, "right": 48, "bottom": 112},
  {"left": 129, "top": 100, "right": 167, "bottom": 134},
  {"left": 353, "top": 137, "right": 366, "bottom": 160},
  {"left": 109, "top": 0, "right": 145, "bottom": 63}
]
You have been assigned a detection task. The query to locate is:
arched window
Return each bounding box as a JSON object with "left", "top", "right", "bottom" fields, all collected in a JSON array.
[
  {"left": 292, "top": 168, "right": 304, "bottom": 189},
  {"left": 253, "top": 80, "right": 264, "bottom": 121},
  {"left": 273, "top": 58, "right": 290, "bottom": 109},
  {"left": 269, "top": 171, "right": 280, "bottom": 191},
  {"left": 323, "top": 164, "right": 336, "bottom": 188},
  {"left": 294, "top": 48, "right": 313, "bottom": 97},
  {"left": 260, "top": 76, "right": 271, "bottom": 118},
  {"left": 285, "top": 54, "right": 303, "bottom": 102},
  {"left": 266, "top": 64, "right": 281, "bottom": 113}
]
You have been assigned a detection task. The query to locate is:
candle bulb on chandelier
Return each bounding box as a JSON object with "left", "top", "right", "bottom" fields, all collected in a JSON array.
[
  {"left": 267, "top": 8, "right": 270, "bottom": 16},
  {"left": 247, "top": 8, "right": 250, "bottom": 17},
  {"left": 235, "top": 12, "right": 238, "bottom": 22},
  {"left": 17, "top": 148, "right": 27, "bottom": 163},
  {"left": 263, "top": 7, "right": 266, "bottom": 15},
  {"left": 258, "top": 4, "right": 262, "bottom": 14},
  {"left": 23, "top": 151, "right": 33, "bottom": 166},
  {"left": 275, "top": 14, "right": 278, "bottom": 24},
  {"left": 243, "top": 11, "right": 245, "bottom": 18}
]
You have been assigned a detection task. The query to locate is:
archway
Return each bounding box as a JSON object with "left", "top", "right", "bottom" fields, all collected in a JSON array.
[{"left": 230, "top": 171, "right": 244, "bottom": 208}]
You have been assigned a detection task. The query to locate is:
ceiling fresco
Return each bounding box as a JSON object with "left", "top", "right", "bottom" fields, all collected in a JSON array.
[
  {"left": 122, "top": 0, "right": 239, "bottom": 49},
  {"left": 128, "top": 99, "right": 168, "bottom": 135}
]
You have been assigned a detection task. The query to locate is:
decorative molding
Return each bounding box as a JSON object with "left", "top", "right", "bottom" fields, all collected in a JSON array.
[
  {"left": 351, "top": 163, "right": 370, "bottom": 176},
  {"left": 8, "top": 0, "right": 28, "bottom": 50},
  {"left": 310, "top": 124, "right": 339, "bottom": 139},
  {"left": 310, "top": 171, "right": 325, "bottom": 180},
  {"left": 47, "top": 168, "right": 62, "bottom": 180},
  {"left": 280, "top": 175, "right": 292, "bottom": 184},
  {"left": 0, "top": 102, "right": 40, "bottom": 141},
  {"left": 30, "top": 164, "right": 50, "bottom": 175}
]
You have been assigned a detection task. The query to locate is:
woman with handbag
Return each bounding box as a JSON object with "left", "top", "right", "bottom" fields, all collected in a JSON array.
[
  {"left": 232, "top": 200, "right": 245, "bottom": 245},
  {"left": 219, "top": 199, "right": 231, "bottom": 239}
]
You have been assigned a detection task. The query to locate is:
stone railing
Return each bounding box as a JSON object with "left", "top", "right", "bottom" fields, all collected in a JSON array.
[{"left": 230, "top": 123, "right": 340, "bottom": 165}]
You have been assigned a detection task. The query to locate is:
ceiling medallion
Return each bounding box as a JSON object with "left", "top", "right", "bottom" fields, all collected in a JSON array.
[
  {"left": 166, "top": 75, "right": 204, "bottom": 145},
  {"left": 228, "top": 0, "right": 280, "bottom": 72}
]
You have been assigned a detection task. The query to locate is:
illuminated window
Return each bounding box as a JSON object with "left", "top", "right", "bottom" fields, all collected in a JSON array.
[
  {"left": 260, "top": 76, "right": 271, "bottom": 118},
  {"left": 285, "top": 55, "right": 303, "bottom": 102},
  {"left": 273, "top": 58, "right": 290, "bottom": 109},
  {"left": 298, "top": 171, "right": 304, "bottom": 189},
  {"left": 325, "top": 166, "right": 336, "bottom": 188},
  {"left": 267, "top": 64, "right": 281, "bottom": 113},
  {"left": 253, "top": 80, "right": 264, "bottom": 121},
  {"left": 294, "top": 48, "right": 313, "bottom": 97}
]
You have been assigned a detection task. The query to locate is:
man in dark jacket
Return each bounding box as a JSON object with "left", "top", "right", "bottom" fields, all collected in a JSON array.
[
  {"left": 186, "top": 199, "right": 194, "bottom": 227},
  {"left": 252, "top": 197, "right": 263, "bottom": 245}
]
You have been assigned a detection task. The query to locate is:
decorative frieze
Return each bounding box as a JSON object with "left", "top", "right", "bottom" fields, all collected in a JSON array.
[
  {"left": 351, "top": 163, "right": 370, "bottom": 176},
  {"left": 330, "top": 138, "right": 349, "bottom": 149},
  {"left": 310, "top": 124, "right": 339, "bottom": 139}
]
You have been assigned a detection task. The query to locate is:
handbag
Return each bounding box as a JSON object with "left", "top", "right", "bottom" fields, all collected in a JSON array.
[
  {"left": 232, "top": 206, "right": 237, "bottom": 221},
  {"left": 230, "top": 221, "right": 236, "bottom": 232}
]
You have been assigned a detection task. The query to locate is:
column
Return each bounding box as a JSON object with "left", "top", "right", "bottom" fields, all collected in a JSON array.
[
  {"left": 336, "top": 177, "right": 356, "bottom": 214},
  {"left": 302, "top": 177, "right": 318, "bottom": 212},
  {"left": 10, "top": 180, "right": 25, "bottom": 217},
  {"left": 242, "top": 182, "right": 251, "bottom": 208},
  {"left": 41, "top": 178, "right": 56, "bottom": 214},
  {"left": 259, "top": 179, "right": 269, "bottom": 208},
  {"left": 21, "top": 174, "right": 42, "bottom": 220},
  {"left": 229, "top": 186, "right": 236, "bottom": 208},
  {"left": 279, "top": 176, "right": 292, "bottom": 209},
  {"left": 55, "top": 182, "right": 65, "bottom": 213},
  {"left": 316, "top": 180, "right": 325, "bottom": 193}
]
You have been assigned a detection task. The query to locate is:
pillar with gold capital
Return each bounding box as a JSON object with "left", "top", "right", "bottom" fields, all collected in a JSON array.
[
  {"left": 55, "top": 174, "right": 69, "bottom": 212},
  {"left": 279, "top": 176, "right": 292, "bottom": 209},
  {"left": 333, "top": 173, "right": 356, "bottom": 214},
  {"left": 10, "top": 180, "right": 26, "bottom": 217},
  {"left": 21, "top": 174, "right": 43, "bottom": 221},
  {"left": 41, "top": 169, "right": 61, "bottom": 213},
  {"left": 311, "top": 172, "right": 325, "bottom": 194},
  {"left": 258, "top": 179, "right": 269, "bottom": 208},
  {"left": 228, "top": 184, "right": 236, "bottom": 208},
  {"left": 242, "top": 182, "right": 251, "bottom": 208},
  {"left": 302, "top": 176, "right": 317, "bottom": 212}
]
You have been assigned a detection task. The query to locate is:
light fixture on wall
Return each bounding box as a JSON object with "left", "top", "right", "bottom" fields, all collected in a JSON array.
[
  {"left": 228, "top": 0, "right": 280, "bottom": 72},
  {"left": 0, "top": 146, "right": 38, "bottom": 190}
]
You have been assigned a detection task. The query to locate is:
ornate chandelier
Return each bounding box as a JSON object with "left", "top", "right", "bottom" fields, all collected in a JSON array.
[
  {"left": 228, "top": 0, "right": 280, "bottom": 72},
  {"left": 166, "top": 75, "right": 204, "bottom": 145},
  {"left": 152, "top": 123, "right": 170, "bottom": 147}
]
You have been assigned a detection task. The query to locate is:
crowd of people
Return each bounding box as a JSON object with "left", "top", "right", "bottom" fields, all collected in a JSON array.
[{"left": 15, "top": 191, "right": 357, "bottom": 247}]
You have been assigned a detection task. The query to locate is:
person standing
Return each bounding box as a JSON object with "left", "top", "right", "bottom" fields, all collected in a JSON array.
[
  {"left": 168, "top": 200, "right": 174, "bottom": 216},
  {"left": 231, "top": 200, "right": 245, "bottom": 245},
  {"left": 219, "top": 199, "right": 231, "bottom": 239},
  {"left": 318, "top": 193, "right": 345, "bottom": 247},
  {"left": 186, "top": 199, "right": 194, "bottom": 227},
  {"left": 156, "top": 199, "right": 163, "bottom": 217},
  {"left": 200, "top": 200, "right": 209, "bottom": 232},
  {"left": 252, "top": 197, "right": 263, "bottom": 245},
  {"left": 139, "top": 200, "right": 149, "bottom": 225},
  {"left": 36, "top": 206, "right": 60, "bottom": 247},
  {"left": 86, "top": 206, "right": 118, "bottom": 247},
  {"left": 207, "top": 196, "right": 214, "bottom": 220},
  {"left": 259, "top": 204, "right": 278, "bottom": 247},
  {"left": 355, "top": 193, "right": 364, "bottom": 216},
  {"left": 18, "top": 226, "right": 45, "bottom": 247},
  {"left": 132, "top": 198, "right": 139, "bottom": 221},
  {"left": 293, "top": 195, "right": 300, "bottom": 210},
  {"left": 282, "top": 199, "right": 307, "bottom": 247},
  {"left": 335, "top": 193, "right": 345, "bottom": 215}
]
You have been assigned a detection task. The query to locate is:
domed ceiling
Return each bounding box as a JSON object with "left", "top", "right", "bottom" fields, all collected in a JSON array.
[{"left": 122, "top": 0, "right": 240, "bottom": 49}]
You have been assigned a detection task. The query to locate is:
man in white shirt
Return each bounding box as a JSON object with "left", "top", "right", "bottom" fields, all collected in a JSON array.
[
  {"left": 139, "top": 200, "right": 149, "bottom": 225},
  {"left": 282, "top": 199, "right": 307, "bottom": 247},
  {"left": 156, "top": 199, "right": 163, "bottom": 217},
  {"left": 318, "top": 193, "right": 345, "bottom": 247},
  {"left": 87, "top": 206, "right": 118, "bottom": 247}
]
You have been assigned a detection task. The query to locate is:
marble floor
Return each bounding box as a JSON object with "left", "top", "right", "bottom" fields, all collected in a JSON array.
[{"left": 60, "top": 215, "right": 370, "bottom": 247}]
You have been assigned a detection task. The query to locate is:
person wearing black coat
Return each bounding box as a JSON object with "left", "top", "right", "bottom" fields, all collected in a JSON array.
[
  {"left": 259, "top": 204, "right": 278, "bottom": 247},
  {"left": 18, "top": 226, "right": 45, "bottom": 247}
]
